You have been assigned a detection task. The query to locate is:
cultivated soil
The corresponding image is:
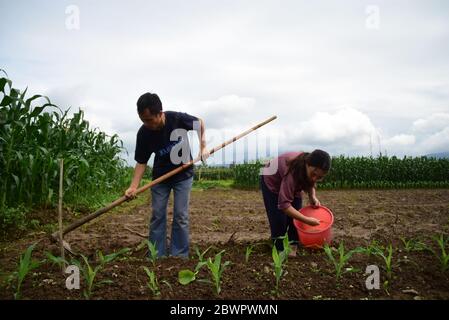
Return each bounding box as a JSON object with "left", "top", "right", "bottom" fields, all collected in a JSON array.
[{"left": 1, "top": 188, "right": 449, "bottom": 300}]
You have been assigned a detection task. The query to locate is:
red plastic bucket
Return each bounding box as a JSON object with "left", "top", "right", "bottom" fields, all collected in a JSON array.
[{"left": 293, "top": 205, "right": 334, "bottom": 249}]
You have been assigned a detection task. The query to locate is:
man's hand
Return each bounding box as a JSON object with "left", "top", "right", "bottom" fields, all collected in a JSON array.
[
  {"left": 200, "top": 148, "right": 210, "bottom": 164},
  {"left": 125, "top": 186, "right": 137, "bottom": 199}
]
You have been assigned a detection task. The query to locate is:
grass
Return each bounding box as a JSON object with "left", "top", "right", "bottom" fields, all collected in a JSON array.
[{"left": 192, "top": 179, "right": 233, "bottom": 190}]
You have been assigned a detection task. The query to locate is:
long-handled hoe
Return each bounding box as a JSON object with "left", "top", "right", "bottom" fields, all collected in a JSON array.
[{"left": 50, "top": 116, "right": 277, "bottom": 254}]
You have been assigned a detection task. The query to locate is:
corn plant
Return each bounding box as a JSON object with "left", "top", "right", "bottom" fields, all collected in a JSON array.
[
  {"left": 400, "top": 237, "right": 428, "bottom": 253},
  {"left": 137, "top": 240, "right": 158, "bottom": 266},
  {"left": 143, "top": 267, "right": 160, "bottom": 296},
  {"left": 428, "top": 234, "right": 449, "bottom": 272},
  {"left": 323, "top": 242, "right": 364, "bottom": 281},
  {"left": 245, "top": 245, "right": 254, "bottom": 263},
  {"left": 45, "top": 251, "right": 69, "bottom": 268},
  {"left": 73, "top": 248, "right": 129, "bottom": 299},
  {"left": 370, "top": 244, "right": 394, "bottom": 281},
  {"left": 271, "top": 245, "right": 288, "bottom": 296},
  {"left": 97, "top": 248, "right": 130, "bottom": 268},
  {"left": 195, "top": 245, "right": 212, "bottom": 264},
  {"left": 72, "top": 254, "right": 101, "bottom": 299},
  {"left": 0, "top": 72, "right": 130, "bottom": 231},
  {"left": 11, "top": 243, "right": 41, "bottom": 299},
  {"left": 178, "top": 246, "right": 211, "bottom": 285},
  {"left": 206, "top": 250, "right": 230, "bottom": 295},
  {"left": 270, "top": 232, "right": 292, "bottom": 296},
  {"left": 232, "top": 154, "right": 449, "bottom": 190}
]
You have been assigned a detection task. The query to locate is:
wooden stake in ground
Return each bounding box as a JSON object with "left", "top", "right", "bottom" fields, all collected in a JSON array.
[
  {"left": 51, "top": 115, "right": 277, "bottom": 241},
  {"left": 58, "top": 159, "right": 65, "bottom": 272}
]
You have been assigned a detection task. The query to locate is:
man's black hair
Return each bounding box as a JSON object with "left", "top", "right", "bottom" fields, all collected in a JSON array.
[{"left": 137, "top": 92, "right": 162, "bottom": 115}]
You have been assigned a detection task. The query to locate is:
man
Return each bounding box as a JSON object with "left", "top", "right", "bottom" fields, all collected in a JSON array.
[{"left": 125, "top": 92, "right": 208, "bottom": 258}]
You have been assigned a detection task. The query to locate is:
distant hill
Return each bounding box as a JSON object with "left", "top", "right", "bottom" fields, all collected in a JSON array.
[{"left": 425, "top": 152, "right": 449, "bottom": 159}]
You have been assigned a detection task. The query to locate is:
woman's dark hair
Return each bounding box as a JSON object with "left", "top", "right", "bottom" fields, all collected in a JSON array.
[
  {"left": 286, "top": 149, "right": 331, "bottom": 191},
  {"left": 308, "top": 149, "right": 331, "bottom": 172},
  {"left": 137, "top": 92, "right": 162, "bottom": 115}
]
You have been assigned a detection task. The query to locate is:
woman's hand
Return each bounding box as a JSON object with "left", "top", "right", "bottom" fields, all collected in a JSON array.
[
  {"left": 309, "top": 196, "right": 321, "bottom": 208},
  {"left": 305, "top": 217, "right": 320, "bottom": 226}
]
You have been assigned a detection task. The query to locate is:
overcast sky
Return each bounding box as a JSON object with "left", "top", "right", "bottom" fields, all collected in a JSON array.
[{"left": 1, "top": 0, "right": 448, "bottom": 165}]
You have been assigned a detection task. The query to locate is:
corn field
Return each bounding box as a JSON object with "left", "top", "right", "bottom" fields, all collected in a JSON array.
[
  {"left": 232, "top": 157, "right": 449, "bottom": 189},
  {"left": 0, "top": 72, "right": 130, "bottom": 231},
  {"left": 1, "top": 70, "right": 449, "bottom": 233}
]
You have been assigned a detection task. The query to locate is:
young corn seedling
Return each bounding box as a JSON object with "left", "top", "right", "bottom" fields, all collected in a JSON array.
[
  {"left": 323, "top": 242, "right": 364, "bottom": 281},
  {"left": 45, "top": 251, "right": 68, "bottom": 269},
  {"left": 74, "top": 248, "right": 129, "bottom": 299},
  {"left": 245, "top": 245, "right": 254, "bottom": 263},
  {"left": 136, "top": 240, "right": 158, "bottom": 266},
  {"left": 97, "top": 247, "right": 130, "bottom": 268},
  {"left": 12, "top": 243, "right": 41, "bottom": 299},
  {"left": 400, "top": 237, "right": 428, "bottom": 253},
  {"left": 428, "top": 234, "right": 449, "bottom": 272},
  {"left": 271, "top": 245, "right": 288, "bottom": 296},
  {"left": 270, "top": 232, "right": 292, "bottom": 296},
  {"left": 195, "top": 245, "right": 212, "bottom": 264},
  {"left": 206, "top": 250, "right": 230, "bottom": 295},
  {"left": 178, "top": 246, "right": 211, "bottom": 285},
  {"left": 143, "top": 267, "right": 160, "bottom": 296},
  {"left": 73, "top": 254, "right": 101, "bottom": 299},
  {"left": 369, "top": 243, "right": 394, "bottom": 281}
]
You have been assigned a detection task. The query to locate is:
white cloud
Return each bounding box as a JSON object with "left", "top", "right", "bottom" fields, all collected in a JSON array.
[
  {"left": 385, "top": 134, "right": 416, "bottom": 146},
  {"left": 196, "top": 95, "right": 258, "bottom": 130},
  {"left": 284, "top": 108, "right": 378, "bottom": 148},
  {"left": 2, "top": 1, "right": 449, "bottom": 163},
  {"left": 412, "top": 113, "right": 449, "bottom": 134},
  {"left": 417, "top": 127, "right": 449, "bottom": 154}
]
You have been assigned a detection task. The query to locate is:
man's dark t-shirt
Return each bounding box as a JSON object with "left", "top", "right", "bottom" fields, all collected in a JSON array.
[{"left": 134, "top": 111, "right": 199, "bottom": 184}]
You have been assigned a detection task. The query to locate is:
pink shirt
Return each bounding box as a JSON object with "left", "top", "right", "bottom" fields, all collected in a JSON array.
[{"left": 262, "top": 152, "right": 305, "bottom": 210}]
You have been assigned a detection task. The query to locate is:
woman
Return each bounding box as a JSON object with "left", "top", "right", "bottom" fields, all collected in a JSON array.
[{"left": 260, "top": 149, "right": 331, "bottom": 254}]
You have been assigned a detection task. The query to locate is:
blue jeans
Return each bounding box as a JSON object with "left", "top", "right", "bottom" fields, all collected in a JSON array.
[
  {"left": 260, "top": 176, "right": 302, "bottom": 251},
  {"left": 149, "top": 176, "right": 193, "bottom": 258}
]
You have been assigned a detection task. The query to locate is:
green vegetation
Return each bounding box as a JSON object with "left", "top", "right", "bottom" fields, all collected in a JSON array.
[
  {"left": 136, "top": 240, "right": 158, "bottom": 266},
  {"left": 178, "top": 246, "right": 211, "bottom": 285},
  {"left": 323, "top": 242, "right": 364, "bottom": 281},
  {"left": 271, "top": 233, "right": 292, "bottom": 296},
  {"left": 231, "top": 156, "right": 449, "bottom": 189},
  {"left": 245, "top": 244, "right": 254, "bottom": 263},
  {"left": 206, "top": 250, "right": 230, "bottom": 295},
  {"left": 369, "top": 243, "right": 394, "bottom": 283},
  {"left": 73, "top": 248, "right": 129, "bottom": 299},
  {"left": 0, "top": 72, "right": 130, "bottom": 232},
  {"left": 10, "top": 243, "right": 41, "bottom": 299},
  {"left": 428, "top": 234, "right": 449, "bottom": 272},
  {"left": 143, "top": 267, "right": 160, "bottom": 296},
  {"left": 400, "top": 237, "right": 428, "bottom": 253}
]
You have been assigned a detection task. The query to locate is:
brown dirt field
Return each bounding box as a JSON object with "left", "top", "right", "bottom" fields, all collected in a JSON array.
[{"left": 1, "top": 188, "right": 448, "bottom": 300}]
